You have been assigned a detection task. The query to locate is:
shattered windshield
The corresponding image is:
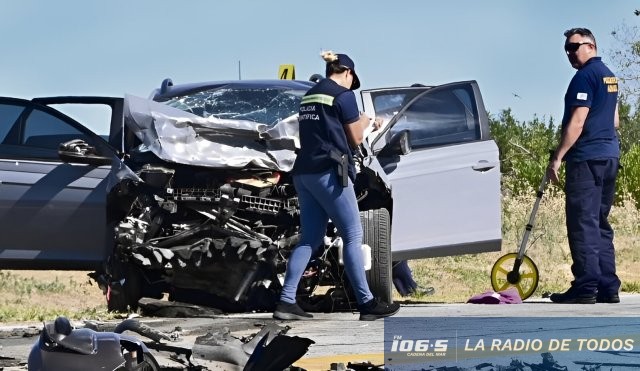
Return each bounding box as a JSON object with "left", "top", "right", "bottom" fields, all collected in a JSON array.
[{"left": 165, "top": 87, "right": 307, "bottom": 126}]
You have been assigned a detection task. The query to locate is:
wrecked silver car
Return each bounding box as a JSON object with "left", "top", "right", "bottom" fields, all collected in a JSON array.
[
  {"left": 0, "top": 78, "right": 501, "bottom": 312},
  {"left": 103, "top": 81, "right": 397, "bottom": 312}
]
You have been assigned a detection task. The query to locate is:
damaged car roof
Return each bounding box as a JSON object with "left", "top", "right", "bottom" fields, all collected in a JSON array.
[{"left": 150, "top": 79, "right": 315, "bottom": 102}]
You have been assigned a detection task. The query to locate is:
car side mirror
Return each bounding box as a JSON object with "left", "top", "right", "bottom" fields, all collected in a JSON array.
[
  {"left": 379, "top": 130, "right": 411, "bottom": 157},
  {"left": 58, "top": 139, "right": 112, "bottom": 166}
]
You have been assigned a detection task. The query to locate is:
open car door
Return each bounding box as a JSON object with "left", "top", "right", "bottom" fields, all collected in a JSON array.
[
  {"left": 0, "top": 97, "right": 123, "bottom": 269},
  {"left": 362, "top": 81, "right": 501, "bottom": 260}
]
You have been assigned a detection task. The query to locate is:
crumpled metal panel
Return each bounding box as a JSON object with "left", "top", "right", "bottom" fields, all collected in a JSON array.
[
  {"left": 191, "top": 323, "right": 313, "bottom": 370},
  {"left": 105, "top": 156, "right": 141, "bottom": 191},
  {"left": 124, "top": 94, "right": 299, "bottom": 171}
]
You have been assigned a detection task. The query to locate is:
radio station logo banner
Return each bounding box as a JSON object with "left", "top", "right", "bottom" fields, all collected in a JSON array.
[{"left": 384, "top": 317, "right": 640, "bottom": 370}]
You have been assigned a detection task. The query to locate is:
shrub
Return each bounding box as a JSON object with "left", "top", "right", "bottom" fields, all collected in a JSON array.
[
  {"left": 489, "top": 109, "right": 640, "bottom": 206},
  {"left": 619, "top": 144, "right": 640, "bottom": 207},
  {"left": 489, "top": 109, "right": 560, "bottom": 197}
]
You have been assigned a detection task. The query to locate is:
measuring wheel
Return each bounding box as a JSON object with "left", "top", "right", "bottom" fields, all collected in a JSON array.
[{"left": 491, "top": 253, "right": 539, "bottom": 300}]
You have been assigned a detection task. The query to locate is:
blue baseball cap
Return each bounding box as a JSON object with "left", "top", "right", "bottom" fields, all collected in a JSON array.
[{"left": 325, "top": 53, "right": 361, "bottom": 90}]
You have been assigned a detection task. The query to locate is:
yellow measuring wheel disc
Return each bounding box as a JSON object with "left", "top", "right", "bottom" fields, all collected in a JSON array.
[{"left": 490, "top": 253, "right": 539, "bottom": 300}]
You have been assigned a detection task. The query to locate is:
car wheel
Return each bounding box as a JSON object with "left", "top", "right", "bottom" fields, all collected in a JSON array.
[
  {"left": 360, "top": 208, "right": 393, "bottom": 304},
  {"left": 107, "top": 263, "right": 142, "bottom": 312}
]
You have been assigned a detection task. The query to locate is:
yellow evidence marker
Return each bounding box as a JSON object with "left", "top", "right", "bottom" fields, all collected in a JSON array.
[{"left": 278, "top": 64, "right": 296, "bottom": 80}]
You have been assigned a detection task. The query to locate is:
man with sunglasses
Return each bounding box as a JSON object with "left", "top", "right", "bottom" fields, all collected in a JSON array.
[{"left": 547, "top": 28, "right": 621, "bottom": 304}]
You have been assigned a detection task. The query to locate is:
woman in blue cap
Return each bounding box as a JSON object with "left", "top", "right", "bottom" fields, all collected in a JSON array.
[{"left": 274, "top": 51, "right": 400, "bottom": 321}]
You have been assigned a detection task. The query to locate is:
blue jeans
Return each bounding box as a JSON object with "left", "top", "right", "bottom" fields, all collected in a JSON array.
[
  {"left": 565, "top": 158, "right": 620, "bottom": 296},
  {"left": 280, "top": 168, "right": 374, "bottom": 305}
]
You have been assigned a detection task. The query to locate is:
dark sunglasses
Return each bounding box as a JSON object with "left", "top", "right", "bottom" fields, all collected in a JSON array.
[{"left": 564, "top": 42, "right": 593, "bottom": 53}]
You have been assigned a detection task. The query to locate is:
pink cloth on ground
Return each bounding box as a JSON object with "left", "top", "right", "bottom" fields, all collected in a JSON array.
[{"left": 466, "top": 287, "right": 523, "bottom": 304}]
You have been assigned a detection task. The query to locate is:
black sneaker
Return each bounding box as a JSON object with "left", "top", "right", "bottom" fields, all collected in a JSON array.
[
  {"left": 409, "top": 286, "right": 435, "bottom": 297},
  {"left": 596, "top": 293, "right": 620, "bottom": 303},
  {"left": 358, "top": 298, "right": 400, "bottom": 321},
  {"left": 273, "top": 301, "right": 313, "bottom": 320},
  {"left": 549, "top": 291, "right": 596, "bottom": 304}
]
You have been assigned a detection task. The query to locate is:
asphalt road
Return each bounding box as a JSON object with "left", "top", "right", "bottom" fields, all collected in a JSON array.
[{"left": 2, "top": 295, "right": 640, "bottom": 370}]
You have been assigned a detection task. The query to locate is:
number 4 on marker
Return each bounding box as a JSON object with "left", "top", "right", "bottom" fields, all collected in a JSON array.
[{"left": 279, "top": 64, "right": 296, "bottom": 80}]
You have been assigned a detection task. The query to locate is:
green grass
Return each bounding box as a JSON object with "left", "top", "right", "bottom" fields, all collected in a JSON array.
[
  {"left": 0, "top": 271, "right": 115, "bottom": 322},
  {"left": 621, "top": 281, "right": 640, "bottom": 293},
  {"left": 0, "top": 271, "right": 69, "bottom": 296},
  {"left": 0, "top": 306, "right": 113, "bottom": 323}
]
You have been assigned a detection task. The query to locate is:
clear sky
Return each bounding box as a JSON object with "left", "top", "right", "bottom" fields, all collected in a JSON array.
[{"left": 1, "top": 1, "right": 637, "bottom": 126}]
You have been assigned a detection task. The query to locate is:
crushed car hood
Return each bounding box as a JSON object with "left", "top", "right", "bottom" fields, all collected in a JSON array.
[{"left": 124, "top": 94, "right": 300, "bottom": 171}]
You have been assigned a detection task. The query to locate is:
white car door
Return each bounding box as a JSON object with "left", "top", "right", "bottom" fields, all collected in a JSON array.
[{"left": 362, "top": 81, "right": 501, "bottom": 260}]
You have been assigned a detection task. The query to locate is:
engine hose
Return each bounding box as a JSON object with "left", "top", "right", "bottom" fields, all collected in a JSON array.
[
  {"left": 233, "top": 263, "right": 260, "bottom": 302},
  {"left": 196, "top": 209, "right": 272, "bottom": 243},
  {"left": 155, "top": 225, "right": 211, "bottom": 249}
]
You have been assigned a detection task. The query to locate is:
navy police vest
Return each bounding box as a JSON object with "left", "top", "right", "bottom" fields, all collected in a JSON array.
[{"left": 293, "top": 79, "right": 358, "bottom": 181}]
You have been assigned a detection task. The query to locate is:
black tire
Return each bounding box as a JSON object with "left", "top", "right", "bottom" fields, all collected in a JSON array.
[
  {"left": 360, "top": 208, "right": 393, "bottom": 304},
  {"left": 107, "top": 263, "right": 142, "bottom": 312}
]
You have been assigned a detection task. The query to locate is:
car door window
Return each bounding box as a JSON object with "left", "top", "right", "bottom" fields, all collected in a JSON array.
[
  {"left": 0, "top": 102, "right": 95, "bottom": 160},
  {"left": 389, "top": 87, "right": 479, "bottom": 149},
  {"left": 0, "top": 103, "right": 26, "bottom": 144},
  {"left": 372, "top": 90, "right": 424, "bottom": 120},
  {"left": 21, "top": 108, "right": 92, "bottom": 156}
]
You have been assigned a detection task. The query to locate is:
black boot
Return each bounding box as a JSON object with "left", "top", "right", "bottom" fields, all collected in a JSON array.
[
  {"left": 273, "top": 301, "right": 314, "bottom": 320},
  {"left": 358, "top": 298, "right": 400, "bottom": 321}
]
